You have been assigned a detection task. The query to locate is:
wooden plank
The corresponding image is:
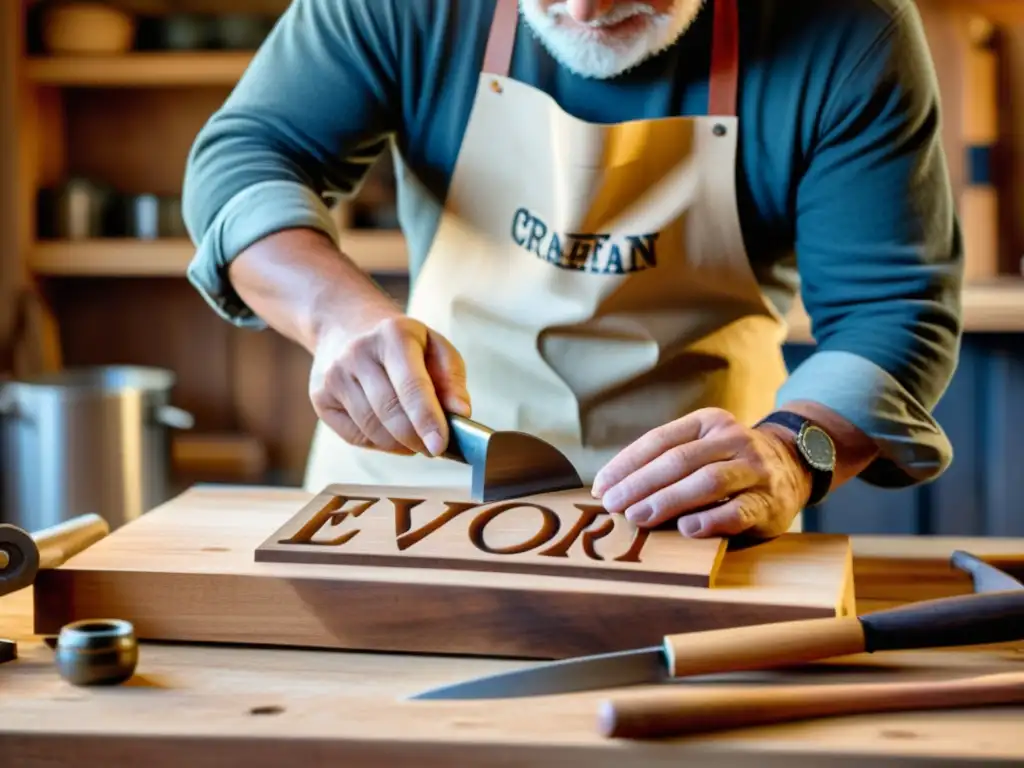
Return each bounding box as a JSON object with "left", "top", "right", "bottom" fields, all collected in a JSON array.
[
  {"left": 26, "top": 52, "right": 254, "bottom": 87},
  {"left": 2, "top": 581, "right": 1024, "bottom": 767},
  {"left": 0, "top": 1, "right": 20, "bottom": 372},
  {"left": 254, "top": 485, "right": 728, "bottom": 588},
  {"left": 29, "top": 233, "right": 411, "bottom": 275},
  {"left": 960, "top": 15, "right": 1001, "bottom": 280},
  {"left": 32, "top": 485, "right": 855, "bottom": 660},
  {"left": 852, "top": 534, "right": 1024, "bottom": 611},
  {"left": 1000, "top": 23, "right": 1024, "bottom": 275}
]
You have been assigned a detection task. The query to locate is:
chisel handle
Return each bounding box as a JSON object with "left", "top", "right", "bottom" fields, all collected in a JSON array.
[
  {"left": 662, "top": 616, "right": 867, "bottom": 677},
  {"left": 598, "top": 671, "right": 1024, "bottom": 739},
  {"left": 662, "top": 591, "right": 1024, "bottom": 678}
]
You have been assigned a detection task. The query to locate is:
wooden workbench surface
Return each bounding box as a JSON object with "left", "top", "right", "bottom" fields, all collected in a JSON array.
[{"left": 2, "top": 585, "right": 1023, "bottom": 767}]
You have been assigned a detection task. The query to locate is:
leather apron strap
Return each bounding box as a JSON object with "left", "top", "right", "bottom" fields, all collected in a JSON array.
[{"left": 481, "top": 0, "right": 740, "bottom": 116}]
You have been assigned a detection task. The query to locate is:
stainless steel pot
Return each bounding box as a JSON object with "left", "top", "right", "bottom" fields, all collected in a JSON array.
[{"left": 0, "top": 366, "right": 194, "bottom": 532}]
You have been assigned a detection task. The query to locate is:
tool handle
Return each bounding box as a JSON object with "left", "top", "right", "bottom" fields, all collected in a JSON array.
[
  {"left": 33, "top": 514, "right": 110, "bottom": 570},
  {"left": 664, "top": 590, "right": 1024, "bottom": 678},
  {"left": 443, "top": 413, "right": 491, "bottom": 464},
  {"left": 663, "top": 617, "right": 867, "bottom": 677},
  {"left": 860, "top": 590, "right": 1024, "bottom": 652},
  {"left": 598, "top": 671, "right": 1024, "bottom": 739}
]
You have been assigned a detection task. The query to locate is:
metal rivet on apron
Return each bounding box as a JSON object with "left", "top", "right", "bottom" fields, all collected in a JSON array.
[
  {"left": 713, "top": 124, "right": 727, "bottom": 137},
  {"left": 490, "top": 80, "right": 503, "bottom": 94}
]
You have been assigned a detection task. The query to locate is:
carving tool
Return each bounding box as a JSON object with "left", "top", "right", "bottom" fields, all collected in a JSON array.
[
  {"left": 597, "top": 671, "right": 1024, "bottom": 739},
  {"left": 950, "top": 550, "right": 1024, "bottom": 592},
  {"left": 407, "top": 552, "right": 1024, "bottom": 700},
  {"left": 442, "top": 413, "right": 584, "bottom": 502},
  {"left": 0, "top": 513, "right": 111, "bottom": 597}
]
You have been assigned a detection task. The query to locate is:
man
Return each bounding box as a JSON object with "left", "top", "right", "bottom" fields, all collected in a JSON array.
[{"left": 182, "top": 0, "right": 962, "bottom": 540}]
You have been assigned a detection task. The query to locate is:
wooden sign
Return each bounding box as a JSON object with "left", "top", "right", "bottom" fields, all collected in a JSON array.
[
  {"left": 254, "top": 484, "right": 727, "bottom": 588},
  {"left": 32, "top": 485, "right": 856, "bottom": 661}
]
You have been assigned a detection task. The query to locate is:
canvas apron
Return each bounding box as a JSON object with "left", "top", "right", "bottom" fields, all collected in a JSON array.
[{"left": 305, "top": 0, "right": 793, "bottom": 524}]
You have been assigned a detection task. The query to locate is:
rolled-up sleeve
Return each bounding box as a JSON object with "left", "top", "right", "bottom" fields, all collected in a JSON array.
[
  {"left": 181, "top": 0, "right": 399, "bottom": 328},
  {"left": 776, "top": 3, "right": 963, "bottom": 488}
]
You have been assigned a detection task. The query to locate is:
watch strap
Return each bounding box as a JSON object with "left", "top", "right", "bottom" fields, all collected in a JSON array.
[{"left": 756, "top": 411, "right": 834, "bottom": 506}]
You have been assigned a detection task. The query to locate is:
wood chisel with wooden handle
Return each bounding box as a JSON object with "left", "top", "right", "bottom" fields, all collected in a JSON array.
[
  {"left": 597, "top": 670, "right": 1024, "bottom": 739},
  {"left": 408, "top": 588, "right": 1024, "bottom": 700}
]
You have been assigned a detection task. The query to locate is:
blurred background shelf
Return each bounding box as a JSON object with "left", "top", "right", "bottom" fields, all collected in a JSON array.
[
  {"left": 28, "top": 232, "right": 409, "bottom": 275},
  {"left": 26, "top": 51, "right": 253, "bottom": 86},
  {"left": 27, "top": 238, "right": 1024, "bottom": 343}
]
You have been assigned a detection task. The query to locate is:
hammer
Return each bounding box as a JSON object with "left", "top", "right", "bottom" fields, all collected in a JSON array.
[
  {"left": 0, "top": 514, "right": 110, "bottom": 597},
  {"left": 0, "top": 514, "right": 110, "bottom": 663}
]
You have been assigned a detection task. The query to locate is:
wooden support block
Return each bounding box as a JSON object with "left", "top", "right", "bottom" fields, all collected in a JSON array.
[
  {"left": 33, "top": 485, "right": 855, "bottom": 660},
  {"left": 254, "top": 485, "right": 727, "bottom": 588}
]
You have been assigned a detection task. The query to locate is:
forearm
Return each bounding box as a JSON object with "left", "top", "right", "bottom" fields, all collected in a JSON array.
[{"left": 227, "top": 227, "right": 401, "bottom": 352}]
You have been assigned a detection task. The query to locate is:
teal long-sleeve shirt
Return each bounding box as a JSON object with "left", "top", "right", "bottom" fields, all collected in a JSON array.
[{"left": 182, "top": 0, "right": 963, "bottom": 489}]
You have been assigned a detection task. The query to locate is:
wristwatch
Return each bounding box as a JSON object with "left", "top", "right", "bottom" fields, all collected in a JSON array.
[{"left": 756, "top": 411, "right": 836, "bottom": 506}]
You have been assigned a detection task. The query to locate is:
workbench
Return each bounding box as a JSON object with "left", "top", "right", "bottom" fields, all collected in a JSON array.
[{"left": 1, "top": 499, "right": 1023, "bottom": 766}]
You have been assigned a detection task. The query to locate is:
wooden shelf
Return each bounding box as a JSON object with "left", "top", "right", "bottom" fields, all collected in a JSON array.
[
  {"left": 28, "top": 231, "right": 409, "bottom": 275},
  {"left": 28, "top": 237, "right": 1024, "bottom": 338},
  {"left": 784, "top": 279, "right": 1024, "bottom": 343},
  {"left": 25, "top": 52, "right": 254, "bottom": 87}
]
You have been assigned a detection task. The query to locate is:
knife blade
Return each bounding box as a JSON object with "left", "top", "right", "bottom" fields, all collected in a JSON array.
[
  {"left": 410, "top": 645, "right": 669, "bottom": 700},
  {"left": 406, "top": 589, "right": 1024, "bottom": 700}
]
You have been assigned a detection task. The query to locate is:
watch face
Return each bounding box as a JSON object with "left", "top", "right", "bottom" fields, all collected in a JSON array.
[{"left": 800, "top": 426, "right": 836, "bottom": 471}]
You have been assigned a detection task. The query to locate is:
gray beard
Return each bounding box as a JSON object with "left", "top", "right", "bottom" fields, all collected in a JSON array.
[{"left": 519, "top": 0, "right": 707, "bottom": 80}]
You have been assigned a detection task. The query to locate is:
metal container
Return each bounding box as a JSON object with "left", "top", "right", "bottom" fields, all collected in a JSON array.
[{"left": 0, "top": 366, "right": 194, "bottom": 533}]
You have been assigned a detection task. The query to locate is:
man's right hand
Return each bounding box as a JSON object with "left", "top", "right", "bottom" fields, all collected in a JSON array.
[{"left": 309, "top": 315, "right": 471, "bottom": 457}]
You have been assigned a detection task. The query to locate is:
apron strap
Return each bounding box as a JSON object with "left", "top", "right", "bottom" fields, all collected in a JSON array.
[
  {"left": 482, "top": 0, "right": 740, "bottom": 117},
  {"left": 482, "top": 0, "right": 520, "bottom": 77},
  {"left": 708, "top": 0, "right": 740, "bottom": 116}
]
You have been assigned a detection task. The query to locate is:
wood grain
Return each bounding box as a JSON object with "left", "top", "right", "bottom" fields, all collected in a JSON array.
[
  {"left": 254, "top": 485, "right": 727, "bottom": 588},
  {"left": 32, "top": 484, "right": 855, "bottom": 659},
  {"left": 852, "top": 536, "right": 1024, "bottom": 612},
  {"left": 3, "top": 585, "right": 1024, "bottom": 767},
  {"left": 0, "top": 1, "right": 19, "bottom": 372}
]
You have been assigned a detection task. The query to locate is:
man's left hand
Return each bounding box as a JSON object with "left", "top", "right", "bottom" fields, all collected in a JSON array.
[{"left": 591, "top": 408, "right": 813, "bottom": 539}]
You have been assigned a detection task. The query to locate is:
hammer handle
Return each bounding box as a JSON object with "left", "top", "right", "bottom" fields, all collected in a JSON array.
[
  {"left": 34, "top": 514, "right": 110, "bottom": 570},
  {"left": 598, "top": 671, "right": 1024, "bottom": 739}
]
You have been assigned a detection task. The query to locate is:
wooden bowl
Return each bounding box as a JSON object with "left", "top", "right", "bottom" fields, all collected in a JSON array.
[{"left": 41, "top": 2, "right": 136, "bottom": 55}]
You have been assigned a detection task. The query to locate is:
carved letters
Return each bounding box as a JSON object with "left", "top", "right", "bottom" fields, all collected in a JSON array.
[
  {"left": 254, "top": 484, "right": 725, "bottom": 588},
  {"left": 283, "top": 495, "right": 648, "bottom": 563}
]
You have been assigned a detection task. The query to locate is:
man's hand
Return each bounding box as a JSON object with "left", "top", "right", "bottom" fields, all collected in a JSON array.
[
  {"left": 309, "top": 315, "right": 471, "bottom": 457},
  {"left": 591, "top": 408, "right": 812, "bottom": 539}
]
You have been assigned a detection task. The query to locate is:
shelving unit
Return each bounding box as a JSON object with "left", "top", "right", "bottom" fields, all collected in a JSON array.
[{"left": 28, "top": 231, "right": 409, "bottom": 276}]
